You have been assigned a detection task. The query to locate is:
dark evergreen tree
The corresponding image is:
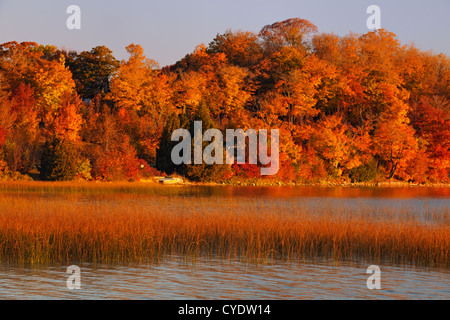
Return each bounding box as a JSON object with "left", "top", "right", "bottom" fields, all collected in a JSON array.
[
  {"left": 181, "top": 101, "right": 226, "bottom": 182},
  {"left": 39, "top": 137, "right": 78, "bottom": 181},
  {"left": 156, "top": 113, "right": 181, "bottom": 174},
  {"left": 65, "top": 46, "right": 119, "bottom": 100}
]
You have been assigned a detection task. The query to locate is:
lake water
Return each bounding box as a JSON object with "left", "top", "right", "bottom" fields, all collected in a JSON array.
[
  {"left": 0, "top": 185, "right": 449, "bottom": 300},
  {"left": 1, "top": 257, "right": 449, "bottom": 300}
]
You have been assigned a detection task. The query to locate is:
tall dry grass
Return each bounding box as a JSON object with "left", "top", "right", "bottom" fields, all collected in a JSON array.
[{"left": 0, "top": 182, "right": 448, "bottom": 267}]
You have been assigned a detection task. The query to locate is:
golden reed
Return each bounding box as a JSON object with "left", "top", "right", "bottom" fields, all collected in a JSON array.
[{"left": 0, "top": 182, "right": 448, "bottom": 267}]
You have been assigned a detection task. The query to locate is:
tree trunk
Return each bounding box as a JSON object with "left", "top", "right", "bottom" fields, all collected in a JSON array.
[{"left": 388, "top": 161, "right": 398, "bottom": 180}]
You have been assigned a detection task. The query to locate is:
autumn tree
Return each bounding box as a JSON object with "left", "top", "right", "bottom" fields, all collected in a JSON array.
[
  {"left": 373, "top": 101, "right": 418, "bottom": 179},
  {"left": 109, "top": 43, "right": 173, "bottom": 163},
  {"left": 409, "top": 51, "right": 450, "bottom": 101},
  {"left": 170, "top": 44, "right": 253, "bottom": 126},
  {"left": 310, "top": 115, "right": 369, "bottom": 177},
  {"left": 312, "top": 33, "right": 342, "bottom": 63},
  {"left": 51, "top": 92, "right": 83, "bottom": 142},
  {"left": 355, "top": 30, "right": 405, "bottom": 124},
  {"left": 0, "top": 42, "right": 41, "bottom": 91},
  {"left": 208, "top": 30, "right": 262, "bottom": 68},
  {"left": 90, "top": 134, "right": 141, "bottom": 181},
  {"left": 206, "top": 64, "right": 253, "bottom": 125},
  {"left": 259, "top": 55, "right": 340, "bottom": 125},
  {"left": 171, "top": 70, "right": 208, "bottom": 115},
  {"left": 82, "top": 96, "right": 119, "bottom": 151},
  {"left": 0, "top": 83, "right": 40, "bottom": 174},
  {"left": 0, "top": 43, "right": 76, "bottom": 124},
  {"left": 81, "top": 97, "right": 141, "bottom": 181},
  {"left": 109, "top": 43, "right": 160, "bottom": 112},
  {"left": 259, "top": 18, "right": 318, "bottom": 54},
  {"left": 411, "top": 97, "right": 450, "bottom": 181}
]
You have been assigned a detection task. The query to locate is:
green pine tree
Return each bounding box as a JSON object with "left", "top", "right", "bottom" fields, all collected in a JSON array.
[
  {"left": 156, "top": 113, "right": 181, "bottom": 174},
  {"left": 182, "top": 101, "right": 226, "bottom": 182},
  {"left": 39, "top": 137, "right": 78, "bottom": 181}
]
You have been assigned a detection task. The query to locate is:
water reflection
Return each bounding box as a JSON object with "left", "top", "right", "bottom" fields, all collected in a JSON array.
[{"left": 184, "top": 185, "right": 450, "bottom": 199}]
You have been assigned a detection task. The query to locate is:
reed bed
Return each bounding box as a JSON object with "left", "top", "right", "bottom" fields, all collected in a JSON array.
[{"left": 0, "top": 183, "right": 448, "bottom": 267}]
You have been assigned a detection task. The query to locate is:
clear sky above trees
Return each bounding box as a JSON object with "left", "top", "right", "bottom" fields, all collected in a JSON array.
[{"left": 0, "top": 0, "right": 449, "bottom": 67}]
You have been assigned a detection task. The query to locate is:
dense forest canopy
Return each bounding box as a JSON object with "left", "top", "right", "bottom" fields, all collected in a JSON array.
[{"left": 0, "top": 18, "right": 448, "bottom": 183}]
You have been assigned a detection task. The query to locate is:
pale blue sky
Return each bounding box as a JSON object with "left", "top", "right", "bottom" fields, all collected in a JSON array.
[{"left": 0, "top": 0, "right": 449, "bottom": 66}]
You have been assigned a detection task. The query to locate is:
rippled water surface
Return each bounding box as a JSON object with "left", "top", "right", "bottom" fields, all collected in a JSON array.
[{"left": 1, "top": 257, "right": 449, "bottom": 300}]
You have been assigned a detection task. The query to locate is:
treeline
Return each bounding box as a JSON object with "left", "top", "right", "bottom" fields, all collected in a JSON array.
[{"left": 0, "top": 18, "right": 449, "bottom": 183}]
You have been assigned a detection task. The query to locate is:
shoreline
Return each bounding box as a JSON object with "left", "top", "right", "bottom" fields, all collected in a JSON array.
[
  {"left": 0, "top": 178, "right": 449, "bottom": 188},
  {"left": 182, "top": 180, "right": 450, "bottom": 188}
]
